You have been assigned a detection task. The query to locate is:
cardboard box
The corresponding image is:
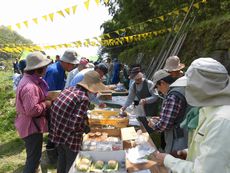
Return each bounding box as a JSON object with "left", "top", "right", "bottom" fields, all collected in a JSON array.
[
  {"left": 82, "top": 129, "right": 123, "bottom": 151},
  {"left": 88, "top": 109, "right": 129, "bottom": 128},
  {"left": 69, "top": 150, "right": 126, "bottom": 173}
]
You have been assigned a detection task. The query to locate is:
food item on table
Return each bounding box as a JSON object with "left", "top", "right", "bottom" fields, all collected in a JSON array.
[
  {"left": 88, "top": 132, "right": 95, "bottom": 138},
  {"left": 77, "top": 164, "right": 89, "bottom": 172},
  {"left": 94, "top": 160, "right": 104, "bottom": 169},
  {"left": 80, "top": 157, "right": 91, "bottom": 165},
  {"left": 95, "top": 132, "right": 102, "bottom": 137},
  {"left": 107, "top": 160, "right": 118, "bottom": 170}
]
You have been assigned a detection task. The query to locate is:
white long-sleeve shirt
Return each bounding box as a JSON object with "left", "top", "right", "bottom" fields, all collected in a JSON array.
[{"left": 164, "top": 105, "right": 230, "bottom": 173}]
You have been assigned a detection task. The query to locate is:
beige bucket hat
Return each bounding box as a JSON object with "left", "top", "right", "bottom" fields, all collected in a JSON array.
[
  {"left": 171, "top": 57, "right": 230, "bottom": 106},
  {"left": 60, "top": 49, "right": 79, "bottom": 65},
  {"left": 163, "top": 56, "right": 185, "bottom": 72},
  {"left": 78, "top": 70, "right": 107, "bottom": 93},
  {"left": 152, "top": 69, "right": 170, "bottom": 87},
  {"left": 24, "top": 51, "right": 52, "bottom": 71}
]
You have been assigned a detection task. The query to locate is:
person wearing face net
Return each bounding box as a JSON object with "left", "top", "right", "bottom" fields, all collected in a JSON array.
[{"left": 153, "top": 58, "right": 230, "bottom": 173}]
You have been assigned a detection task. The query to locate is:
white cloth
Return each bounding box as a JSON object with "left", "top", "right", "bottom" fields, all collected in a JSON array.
[
  {"left": 164, "top": 105, "right": 230, "bottom": 173},
  {"left": 65, "top": 68, "right": 79, "bottom": 88}
]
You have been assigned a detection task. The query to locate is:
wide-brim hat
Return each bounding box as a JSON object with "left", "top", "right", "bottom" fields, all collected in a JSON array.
[
  {"left": 152, "top": 69, "right": 170, "bottom": 87},
  {"left": 163, "top": 56, "right": 185, "bottom": 72},
  {"left": 77, "top": 70, "right": 107, "bottom": 93},
  {"left": 24, "top": 51, "right": 52, "bottom": 71},
  {"left": 129, "top": 67, "right": 142, "bottom": 79},
  {"left": 61, "top": 49, "right": 79, "bottom": 65},
  {"left": 171, "top": 57, "right": 230, "bottom": 106}
]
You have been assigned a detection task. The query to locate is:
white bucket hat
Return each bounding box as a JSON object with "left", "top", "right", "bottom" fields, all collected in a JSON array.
[
  {"left": 152, "top": 69, "right": 170, "bottom": 87},
  {"left": 60, "top": 49, "right": 79, "bottom": 65},
  {"left": 24, "top": 51, "right": 52, "bottom": 71},
  {"left": 171, "top": 57, "right": 230, "bottom": 106},
  {"left": 163, "top": 56, "right": 185, "bottom": 72},
  {"left": 78, "top": 70, "right": 107, "bottom": 93}
]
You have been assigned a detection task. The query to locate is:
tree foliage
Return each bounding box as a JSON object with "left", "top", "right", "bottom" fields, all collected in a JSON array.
[
  {"left": 99, "top": 0, "right": 230, "bottom": 68},
  {"left": 0, "top": 26, "right": 32, "bottom": 59}
]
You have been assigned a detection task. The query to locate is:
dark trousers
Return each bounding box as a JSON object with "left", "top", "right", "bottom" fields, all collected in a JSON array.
[
  {"left": 23, "top": 133, "right": 43, "bottom": 173},
  {"left": 57, "top": 144, "right": 78, "bottom": 173}
]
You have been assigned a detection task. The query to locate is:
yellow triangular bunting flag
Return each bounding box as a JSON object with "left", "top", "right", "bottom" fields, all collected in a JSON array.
[
  {"left": 193, "top": 3, "right": 199, "bottom": 9},
  {"left": 167, "top": 28, "right": 172, "bottom": 32},
  {"left": 7, "top": 25, "right": 12, "bottom": 30},
  {"left": 173, "top": 10, "right": 179, "bottom": 15},
  {"left": 202, "top": 0, "right": 207, "bottom": 3},
  {"left": 32, "top": 18, "right": 38, "bottom": 24},
  {"left": 99, "top": 35, "right": 105, "bottom": 39},
  {"left": 115, "top": 30, "right": 120, "bottom": 35},
  {"left": 84, "top": 0, "right": 90, "bottom": 10},
  {"left": 104, "top": 0, "right": 109, "bottom": 5},
  {"left": 72, "top": 5, "right": 77, "bottom": 14},
  {"left": 42, "top": 15, "right": 48, "bottom": 21},
  {"left": 23, "top": 21, "right": 29, "bottom": 28},
  {"left": 48, "top": 13, "right": 54, "bottom": 22},
  {"left": 16, "top": 23, "right": 21, "bottom": 29},
  {"left": 105, "top": 33, "right": 111, "bottom": 38},
  {"left": 95, "top": 0, "right": 100, "bottom": 6},
  {"left": 182, "top": 6, "right": 189, "bottom": 13},
  {"left": 158, "top": 16, "right": 164, "bottom": 21},
  {"left": 57, "top": 10, "right": 65, "bottom": 17},
  {"left": 65, "top": 8, "right": 70, "bottom": 15}
]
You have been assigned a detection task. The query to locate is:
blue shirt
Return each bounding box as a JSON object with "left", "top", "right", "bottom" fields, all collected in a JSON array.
[
  {"left": 69, "top": 68, "right": 92, "bottom": 87},
  {"left": 44, "top": 61, "right": 66, "bottom": 91}
]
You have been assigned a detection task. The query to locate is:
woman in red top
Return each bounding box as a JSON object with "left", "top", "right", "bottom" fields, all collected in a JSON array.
[{"left": 15, "top": 52, "right": 52, "bottom": 173}]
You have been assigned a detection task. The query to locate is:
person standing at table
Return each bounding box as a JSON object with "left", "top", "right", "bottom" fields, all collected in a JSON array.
[
  {"left": 148, "top": 69, "right": 188, "bottom": 153},
  {"left": 49, "top": 70, "right": 107, "bottom": 173},
  {"left": 163, "top": 55, "right": 185, "bottom": 79},
  {"left": 15, "top": 52, "right": 52, "bottom": 173},
  {"left": 120, "top": 67, "right": 158, "bottom": 117},
  {"left": 65, "top": 57, "right": 89, "bottom": 88},
  {"left": 44, "top": 49, "right": 79, "bottom": 91}
]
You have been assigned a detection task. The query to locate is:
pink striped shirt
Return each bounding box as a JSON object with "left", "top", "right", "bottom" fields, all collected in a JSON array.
[{"left": 15, "top": 73, "right": 48, "bottom": 138}]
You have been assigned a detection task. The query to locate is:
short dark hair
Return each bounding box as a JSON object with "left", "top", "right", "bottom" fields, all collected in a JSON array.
[{"left": 95, "top": 63, "right": 108, "bottom": 75}]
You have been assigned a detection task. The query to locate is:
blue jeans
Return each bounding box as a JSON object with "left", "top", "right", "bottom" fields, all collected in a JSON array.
[
  {"left": 23, "top": 133, "right": 43, "bottom": 173},
  {"left": 57, "top": 144, "right": 78, "bottom": 173}
]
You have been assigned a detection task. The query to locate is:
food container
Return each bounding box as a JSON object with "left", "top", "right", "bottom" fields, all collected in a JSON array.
[{"left": 88, "top": 109, "right": 129, "bottom": 128}]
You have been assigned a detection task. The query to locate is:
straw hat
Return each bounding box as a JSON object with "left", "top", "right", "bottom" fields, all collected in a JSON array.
[
  {"left": 163, "top": 56, "right": 185, "bottom": 72},
  {"left": 60, "top": 49, "right": 79, "bottom": 65},
  {"left": 24, "top": 51, "right": 52, "bottom": 71},
  {"left": 78, "top": 70, "right": 107, "bottom": 93},
  {"left": 170, "top": 57, "right": 230, "bottom": 106}
]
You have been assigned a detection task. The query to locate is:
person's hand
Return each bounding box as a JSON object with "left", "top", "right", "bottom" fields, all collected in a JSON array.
[
  {"left": 120, "top": 107, "right": 126, "bottom": 112},
  {"left": 44, "top": 100, "right": 52, "bottom": 108},
  {"left": 148, "top": 117, "right": 159, "bottom": 127},
  {"left": 139, "top": 99, "right": 146, "bottom": 105},
  {"left": 176, "top": 149, "right": 187, "bottom": 160},
  {"left": 153, "top": 151, "right": 168, "bottom": 166},
  {"left": 99, "top": 103, "right": 107, "bottom": 108}
]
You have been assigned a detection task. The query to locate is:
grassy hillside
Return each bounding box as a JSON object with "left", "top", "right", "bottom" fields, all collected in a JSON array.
[
  {"left": 0, "top": 70, "right": 56, "bottom": 173},
  {"left": 0, "top": 70, "right": 26, "bottom": 173}
]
